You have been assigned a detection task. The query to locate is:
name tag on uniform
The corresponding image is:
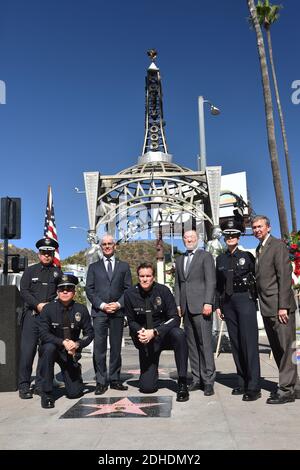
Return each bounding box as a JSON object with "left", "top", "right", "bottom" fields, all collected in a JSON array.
[{"left": 32, "top": 277, "right": 39, "bottom": 281}]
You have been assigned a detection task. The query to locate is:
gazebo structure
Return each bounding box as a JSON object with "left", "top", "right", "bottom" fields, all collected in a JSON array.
[{"left": 84, "top": 50, "right": 225, "bottom": 263}]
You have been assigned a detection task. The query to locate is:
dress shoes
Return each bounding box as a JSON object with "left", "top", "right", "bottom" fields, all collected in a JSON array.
[
  {"left": 204, "top": 384, "right": 214, "bottom": 396},
  {"left": 41, "top": 394, "right": 55, "bottom": 409},
  {"left": 139, "top": 388, "right": 158, "bottom": 394},
  {"left": 231, "top": 387, "right": 245, "bottom": 396},
  {"left": 242, "top": 390, "right": 261, "bottom": 401},
  {"left": 95, "top": 384, "right": 108, "bottom": 395},
  {"left": 19, "top": 389, "right": 33, "bottom": 400},
  {"left": 33, "top": 387, "right": 42, "bottom": 397},
  {"left": 188, "top": 382, "right": 201, "bottom": 392},
  {"left": 266, "top": 393, "right": 295, "bottom": 404},
  {"left": 176, "top": 383, "right": 189, "bottom": 402},
  {"left": 110, "top": 382, "right": 128, "bottom": 391}
]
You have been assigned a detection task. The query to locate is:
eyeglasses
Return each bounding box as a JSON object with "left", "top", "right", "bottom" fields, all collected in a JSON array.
[
  {"left": 101, "top": 242, "right": 114, "bottom": 247},
  {"left": 58, "top": 286, "right": 75, "bottom": 292}
]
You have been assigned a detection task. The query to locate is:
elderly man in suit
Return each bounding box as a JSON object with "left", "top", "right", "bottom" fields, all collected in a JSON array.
[
  {"left": 86, "top": 234, "right": 132, "bottom": 395},
  {"left": 252, "top": 215, "right": 299, "bottom": 404},
  {"left": 174, "top": 230, "right": 216, "bottom": 396}
]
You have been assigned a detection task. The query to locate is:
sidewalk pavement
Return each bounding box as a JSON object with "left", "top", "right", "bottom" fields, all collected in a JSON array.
[{"left": 0, "top": 335, "right": 299, "bottom": 451}]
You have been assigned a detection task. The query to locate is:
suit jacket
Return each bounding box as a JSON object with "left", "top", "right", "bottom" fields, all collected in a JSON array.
[
  {"left": 174, "top": 249, "right": 216, "bottom": 314},
  {"left": 86, "top": 258, "right": 132, "bottom": 318},
  {"left": 255, "top": 235, "right": 296, "bottom": 317}
]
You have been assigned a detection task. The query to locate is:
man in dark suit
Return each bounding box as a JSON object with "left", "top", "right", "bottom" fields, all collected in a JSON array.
[
  {"left": 174, "top": 230, "right": 216, "bottom": 396},
  {"left": 86, "top": 234, "right": 132, "bottom": 395},
  {"left": 252, "top": 215, "right": 299, "bottom": 404}
]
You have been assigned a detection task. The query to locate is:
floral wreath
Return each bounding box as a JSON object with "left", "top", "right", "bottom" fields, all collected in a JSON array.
[{"left": 283, "top": 231, "right": 300, "bottom": 293}]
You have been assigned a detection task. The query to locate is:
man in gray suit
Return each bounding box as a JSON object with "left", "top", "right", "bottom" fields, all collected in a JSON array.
[
  {"left": 174, "top": 230, "right": 216, "bottom": 396},
  {"left": 252, "top": 215, "right": 299, "bottom": 404},
  {"left": 86, "top": 234, "right": 132, "bottom": 395}
]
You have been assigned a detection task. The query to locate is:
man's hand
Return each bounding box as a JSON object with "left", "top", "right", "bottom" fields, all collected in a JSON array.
[
  {"left": 62, "top": 339, "right": 79, "bottom": 356},
  {"left": 103, "top": 302, "right": 120, "bottom": 314},
  {"left": 278, "top": 309, "right": 289, "bottom": 324},
  {"left": 137, "top": 328, "right": 154, "bottom": 344},
  {"left": 202, "top": 304, "right": 212, "bottom": 316},
  {"left": 37, "top": 302, "right": 48, "bottom": 313},
  {"left": 216, "top": 308, "right": 224, "bottom": 320}
]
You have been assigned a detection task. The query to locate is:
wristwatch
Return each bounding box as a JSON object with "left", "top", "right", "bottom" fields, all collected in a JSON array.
[{"left": 153, "top": 328, "right": 159, "bottom": 337}]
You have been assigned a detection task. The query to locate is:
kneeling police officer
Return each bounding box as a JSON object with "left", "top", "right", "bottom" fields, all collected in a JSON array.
[
  {"left": 215, "top": 220, "right": 261, "bottom": 401},
  {"left": 124, "top": 262, "right": 189, "bottom": 402},
  {"left": 39, "top": 274, "right": 94, "bottom": 409}
]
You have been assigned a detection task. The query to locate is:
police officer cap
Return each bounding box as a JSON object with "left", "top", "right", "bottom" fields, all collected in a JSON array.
[
  {"left": 221, "top": 219, "right": 241, "bottom": 236},
  {"left": 36, "top": 238, "right": 59, "bottom": 251},
  {"left": 57, "top": 274, "right": 78, "bottom": 288}
]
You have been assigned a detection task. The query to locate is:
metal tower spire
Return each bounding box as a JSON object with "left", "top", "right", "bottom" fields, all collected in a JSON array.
[{"left": 139, "top": 49, "right": 171, "bottom": 165}]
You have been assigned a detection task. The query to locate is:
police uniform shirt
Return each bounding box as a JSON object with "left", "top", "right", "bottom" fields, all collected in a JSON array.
[
  {"left": 39, "top": 299, "right": 94, "bottom": 350},
  {"left": 215, "top": 248, "right": 255, "bottom": 307},
  {"left": 20, "top": 263, "right": 62, "bottom": 311},
  {"left": 124, "top": 282, "right": 180, "bottom": 339}
]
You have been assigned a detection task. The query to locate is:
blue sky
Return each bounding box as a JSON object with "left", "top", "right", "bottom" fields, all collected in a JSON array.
[{"left": 0, "top": 0, "right": 299, "bottom": 259}]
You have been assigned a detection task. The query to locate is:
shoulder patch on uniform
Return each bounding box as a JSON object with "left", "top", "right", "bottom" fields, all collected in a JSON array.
[{"left": 75, "top": 312, "right": 81, "bottom": 322}]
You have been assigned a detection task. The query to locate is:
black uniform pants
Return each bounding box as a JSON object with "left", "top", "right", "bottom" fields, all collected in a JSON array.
[
  {"left": 39, "top": 343, "right": 83, "bottom": 398},
  {"left": 18, "top": 310, "right": 42, "bottom": 391},
  {"left": 133, "top": 328, "right": 188, "bottom": 393},
  {"left": 222, "top": 292, "right": 261, "bottom": 391}
]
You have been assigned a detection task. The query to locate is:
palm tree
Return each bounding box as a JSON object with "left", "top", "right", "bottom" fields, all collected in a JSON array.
[
  {"left": 247, "top": 0, "right": 289, "bottom": 237},
  {"left": 256, "top": 0, "right": 297, "bottom": 232}
]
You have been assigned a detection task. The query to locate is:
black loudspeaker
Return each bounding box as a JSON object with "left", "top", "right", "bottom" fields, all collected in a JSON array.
[
  {"left": 0, "top": 286, "right": 23, "bottom": 392},
  {"left": 0, "top": 197, "right": 21, "bottom": 239}
]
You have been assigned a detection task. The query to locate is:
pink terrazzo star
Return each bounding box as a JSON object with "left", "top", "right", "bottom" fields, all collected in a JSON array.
[{"left": 81, "top": 397, "right": 164, "bottom": 416}]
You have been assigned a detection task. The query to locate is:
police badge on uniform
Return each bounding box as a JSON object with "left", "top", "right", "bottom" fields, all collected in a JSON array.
[
  {"left": 53, "top": 271, "right": 59, "bottom": 278},
  {"left": 75, "top": 312, "right": 81, "bottom": 322},
  {"left": 155, "top": 297, "right": 162, "bottom": 306},
  {"left": 239, "top": 258, "right": 246, "bottom": 266}
]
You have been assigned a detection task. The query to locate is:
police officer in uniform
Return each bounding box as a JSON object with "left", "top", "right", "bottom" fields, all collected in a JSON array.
[
  {"left": 215, "top": 220, "right": 261, "bottom": 401},
  {"left": 18, "top": 238, "right": 62, "bottom": 399},
  {"left": 124, "top": 262, "right": 189, "bottom": 402},
  {"left": 39, "top": 274, "right": 94, "bottom": 408}
]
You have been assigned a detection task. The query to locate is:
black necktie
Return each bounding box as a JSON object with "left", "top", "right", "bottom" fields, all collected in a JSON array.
[
  {"left": 145, "top": 296, "right": 153, "bottom": 329},
  {"left": 225, "top": 255, "right": 234, "bottom": 296},
  {"left": 63, "top": 307, "right": 71, "bottom": 339},
  {"left": 106, "top": 258, "right": 113, "bottom": 280},
  {"left": 185, "top": 252, "right": 193, "bottom": 275}
]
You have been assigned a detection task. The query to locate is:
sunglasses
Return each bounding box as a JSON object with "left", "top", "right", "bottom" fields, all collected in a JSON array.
[
  {"left": 39, "top": 250, "right": 54, "bottom": 255},
  {"left": 57, "top": 286, "right": 75, "bottom": 292}
]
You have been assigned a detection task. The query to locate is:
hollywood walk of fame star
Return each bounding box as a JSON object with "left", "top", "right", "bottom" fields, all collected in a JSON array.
[
  {"left": 81, "top": 397, "right": 165, "bottom": 417},
  {"left": 126, "top": 368, "right": 169, "bottom": 375}
]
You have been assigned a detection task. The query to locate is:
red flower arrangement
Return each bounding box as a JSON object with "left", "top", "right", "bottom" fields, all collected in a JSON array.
[{"left": 284, "top": 231, "right": 300, "bottom": 292}]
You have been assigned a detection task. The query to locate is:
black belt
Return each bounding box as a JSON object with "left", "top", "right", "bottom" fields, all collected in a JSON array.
[{"left": 232, "top": 284, "right": 249, "bottom": 293}]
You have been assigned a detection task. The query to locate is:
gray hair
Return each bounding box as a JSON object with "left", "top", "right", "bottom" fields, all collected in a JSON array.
[{"left": 251, "top": 215, "right": 270, "bottom": 227}]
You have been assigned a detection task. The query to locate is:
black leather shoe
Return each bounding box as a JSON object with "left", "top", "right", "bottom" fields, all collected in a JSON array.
[
  {"left": 19, "top": 389, "right": 33, "bottom": 399},
  {"left": 95, "top": 384, "right": 108, "bottom": 395},
  {"left": 188, "top": 382, "right": 201, "bottom": 392},
  {"left": 204, "top": 384, "right": 214, "bottom": 396},
  {"left": 176, "top": 383, "right": 189, "bottom": 402},
  {"left": 242, "top": 390, "right": 261, "bottom": 401},
  {"left": 110, "top": 382, "right": 128, "bottom": 391},
  {"left": 266, "top": 393, "right": 295, "bottom": 404},
  {"left": 41, "top": 394, "right": 55, "bottom": 409},
  {"left": 33, "top": 387, "right": 42, "bottom": 397},
  {"left": 231, "top": 387, "right": 245, "bottom": 396},
  {"left": 139, "top": 388, "right": 158, "bottom": 394}
]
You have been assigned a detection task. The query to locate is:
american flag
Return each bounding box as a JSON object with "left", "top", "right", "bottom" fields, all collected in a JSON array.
[{"left": 44, "top": 185, "right": 61, "bottom": 267}]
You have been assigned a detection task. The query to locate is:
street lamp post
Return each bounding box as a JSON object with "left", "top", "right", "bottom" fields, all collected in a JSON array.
[{"left": 198, "top": 96, "right": 220, "bottom": 171}]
